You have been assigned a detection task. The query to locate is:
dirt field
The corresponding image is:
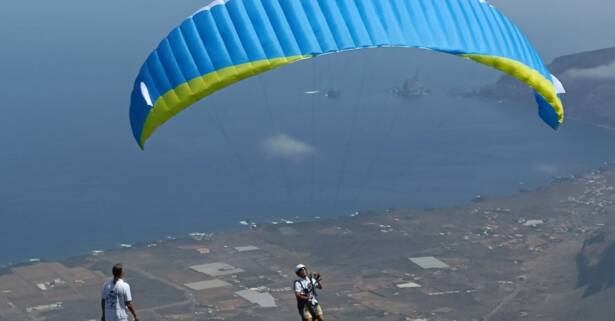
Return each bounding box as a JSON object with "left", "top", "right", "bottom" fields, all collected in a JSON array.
[{"left": 3, "top": 167, "right": 615, "bottom": 321}]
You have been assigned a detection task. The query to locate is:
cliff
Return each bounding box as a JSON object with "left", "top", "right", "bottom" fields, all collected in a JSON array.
[{"left": 474, "top": 47, "right": 615, "bottom": 126}]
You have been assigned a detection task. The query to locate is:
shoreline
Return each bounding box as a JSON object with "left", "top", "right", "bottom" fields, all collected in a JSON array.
[
  {"left": 4, "top": 162, "right": 614, "bottom": 273},
  {"left": 2, "top": 164, "right": 615, "bottom": 321}
]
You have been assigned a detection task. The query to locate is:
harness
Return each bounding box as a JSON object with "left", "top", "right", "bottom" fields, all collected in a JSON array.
[
  {"left": 295, "top": 278, "right": 317, "bottom": 297},
  {"left": 294, "top": 277, "right": 319, "bottom": 316}
]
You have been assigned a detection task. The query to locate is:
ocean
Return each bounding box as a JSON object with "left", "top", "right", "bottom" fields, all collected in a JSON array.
[{"left": 2, "top": 47, "right": 615, "bottom": 266}]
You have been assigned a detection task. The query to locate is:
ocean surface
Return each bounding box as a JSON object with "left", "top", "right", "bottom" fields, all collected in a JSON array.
[{"left": 2, "top": 47, "right": 615, "bottom": 266}]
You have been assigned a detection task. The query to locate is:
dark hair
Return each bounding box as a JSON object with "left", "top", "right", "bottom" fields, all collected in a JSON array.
[{"left": 112, "top": 263, "right": 123, "bottom": 278}]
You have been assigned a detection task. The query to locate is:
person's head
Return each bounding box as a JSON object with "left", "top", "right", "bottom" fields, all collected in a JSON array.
[
  {"left": 112, "top": 263, "right": 124, "bottom": 279},
  {"left": 295, "top": 264, "right": 307, "bottom": 277}
]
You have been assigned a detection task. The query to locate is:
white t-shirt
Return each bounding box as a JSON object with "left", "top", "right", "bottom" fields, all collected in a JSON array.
[
  {"left": 101, "top": 279, "right": 132, "bottom": 321},
  {"left": 294, "top": 276, "right": 319, "bottom": 300}
]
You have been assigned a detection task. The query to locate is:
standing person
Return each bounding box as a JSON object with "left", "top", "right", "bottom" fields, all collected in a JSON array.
[
  {"left": 293, "top": 264, "right": 324, "bottom": 321},
  {"left": 101, "top": 263, "right": 139, "bottom": 321}
]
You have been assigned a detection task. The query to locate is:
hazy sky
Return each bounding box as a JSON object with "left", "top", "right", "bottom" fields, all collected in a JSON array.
[
  {"left": 1, "top": 0, "right": 612, "bottom": 136},
  {"left": 1, "top": 0, "right": 612, "bottom": 165},
  {"left": 0, "top": 0, "right": 614, "bottom": 263},
  {"left": 491, "top": 0, "right": 615, "bottom": 58}
]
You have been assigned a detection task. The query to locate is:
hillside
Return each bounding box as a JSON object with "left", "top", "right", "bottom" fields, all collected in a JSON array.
[
  {"left": 472, "top": 47, "right": 615, "bottom": 127},
  {"left": 3, "top": 166, "right": 615, "bottom": 321}
]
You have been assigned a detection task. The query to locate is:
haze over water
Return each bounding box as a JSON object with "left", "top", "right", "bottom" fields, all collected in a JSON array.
[{"left": 1, "top": 0, "right": 615, "bottom": 265}]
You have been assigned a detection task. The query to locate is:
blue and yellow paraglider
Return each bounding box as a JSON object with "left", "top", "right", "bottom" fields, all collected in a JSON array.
[{"left": 130, "top": 0, "right": 565, "bottom": 148}]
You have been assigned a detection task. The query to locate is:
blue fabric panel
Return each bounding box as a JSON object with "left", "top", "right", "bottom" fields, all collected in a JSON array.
[
  {"left": 461, "top": 0, "right": 489, "bottom": 53},
  {"left": 486, "top": 8, "right": 514, "bottom": 59},
  {"left": 179, "top": 19, "right": 216, "bottom": 76},
  {"left": 477, "top": 2, "right": 508, "bottom": 57},
  {"left": 405, "top": 0, "right": 436, "bottom": 48},
  {"left": 508, "top": 24, "right": 534, "bottom": 71},
  {"left": 535, "top": 93, "right": 560, "bottom": 129},
  {"left": 300, "top": 0, "right": 338, "bottom": 53},
  {"left": 372, "top": 1, "right": 404, "bottom": 46},
  {"left": 493, "top": 10, "right": 520, "bottom": 61},
  {"left": 242, "top": 0, "right": 286, "bottom": 59},
  {"left": 419, "top": 0, "right": 448, "bottom": 49},
  {"left": 527, "top": 43, "right": 548, "bottom": 77},
  {"left": 157, "top": 39, "right": 187, "bottom": 89},
  {"left": 390, "top": 0, "right": 421, "bottom": 46},
  {"left": 167, "top": 29, "right": 201, "bottom": 83},
  {"left": 315, "top": 0, "right": 355, "bottom": 49},
  {"left": 210, "top": 5, "right": 250, "bottom": 66},
  {"left": 519, "top": 32, "right": 541, "bottom": 75},
  {"left": 528, "top": 45, "right": 544, "bottom": 76},
  {"left": 225, "top": 0, "right": 268, "bottom": 61},
  {"left": 259, "top": 0, "right": 303, "bottom": 57},
  {"left": 467, "top": 0, "right": 498, "bottom": 56},
  {"left": 354, "top": 0, "right": 389, "bottom": 46},
  {"left": 440, "top": 0, "right": 467, "bottom": 50},
  {"left": 451, "top": 0, "right": 481, "bottom": 53},
  {"left": 139, "top": 66, "right": 160, "bottom": 104},
  {"left": 145, "top": 52, "right": 173, "bottom": 97},
  {"left": 496, "top": 13, "right": 524, "bottom": 63},
  {"left": 278, "top": 0, "right": 322, "bottom": 54},
  {"left": 336, "top": 0, "right": 372, "bottom": 47},
  {"left": 192, "top": 11, "right": 234, "bottom": 70},
  {"left": 129, "top": 81, "right": 151, "bottom": 146}
]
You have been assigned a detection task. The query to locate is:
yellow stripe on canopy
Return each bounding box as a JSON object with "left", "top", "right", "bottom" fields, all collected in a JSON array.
[
  {"left": 140, "top": 55, "right": 311, "bottom": 148},
  {"left": 463, "top": 54, "right": 564, "bottom": 125}
]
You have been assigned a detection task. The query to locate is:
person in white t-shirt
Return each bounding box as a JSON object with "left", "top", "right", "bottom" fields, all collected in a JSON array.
[
  {"left": 101, "top": 263, "right": 139, "bottom": 321},
  {"left": 293, "top": 264, "right": 324, "bottom": 321}
]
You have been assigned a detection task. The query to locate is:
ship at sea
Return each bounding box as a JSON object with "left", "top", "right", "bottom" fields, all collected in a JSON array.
[
  {"left": 303, "top": 88, "right": 341, "bottom": 99},
  {"left": 392, "top": 73, "right": 430, "bottom": 98},
  {"left": 324, "top": 88, "right": 341, "bottom": 99}
]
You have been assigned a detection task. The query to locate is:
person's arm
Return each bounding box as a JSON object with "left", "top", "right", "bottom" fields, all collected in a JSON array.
[
  {"left": 123, "top": 283, "right": 138, "bottom": 321},
  {"left": 126, "top": 301, "right": 138, "bottom": 321},
  {"left": 294, "top": 281, "right": 309, "bottom": 301},
  {"left": 312, "top": 273, "right": 323, "bottom": 289},
  {"left": 100, "top": 299, "right": 105, "bottom": 321}
]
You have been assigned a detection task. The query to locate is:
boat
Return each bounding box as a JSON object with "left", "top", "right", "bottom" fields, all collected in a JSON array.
[
  {"left": 324, "top": 88, "right": 341, "bottom": 99},
  {"left": 392, "top": 72, "right": 430, "bottom": 98}
]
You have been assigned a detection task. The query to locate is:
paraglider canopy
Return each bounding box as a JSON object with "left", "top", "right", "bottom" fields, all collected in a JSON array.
[{"left": 129, "top": 0, "right": 565, "bottom": 148}]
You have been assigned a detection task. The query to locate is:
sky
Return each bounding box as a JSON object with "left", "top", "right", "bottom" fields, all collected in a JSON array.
[
  {"left": 1, "top": 0, "right": 613, "bottom": 112},
  {"left": 491, "top": 0, "right": 614, "bottom": 59},
  {"left": 0, "top": 0, "right": 611, "bottom": 163},
  {"left": 0, "top": 0, "right": 614, "bottom": 263}
]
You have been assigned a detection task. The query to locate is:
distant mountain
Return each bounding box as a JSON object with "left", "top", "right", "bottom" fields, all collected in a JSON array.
[
  {"left": 524, "top": 229, "right": 615, "bottom": 321},
  {"left": 471, "top": 47, "right": 615, "bottom": 127},
  {"left": 576, "top": 229, "right": 615, "bottom": 297}
]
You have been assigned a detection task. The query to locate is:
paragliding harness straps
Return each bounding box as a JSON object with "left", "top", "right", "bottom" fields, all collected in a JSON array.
[{"left": 295, "top": 277, "right": 318, "bottom": 318}]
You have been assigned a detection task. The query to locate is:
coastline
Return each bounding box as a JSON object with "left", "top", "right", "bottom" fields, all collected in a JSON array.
[
  {"left": 2, "top": 164, "right": 615, "bottom": 321},
  {"left": 4, "top": 162, "right": 613, "bottom": 271}
]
